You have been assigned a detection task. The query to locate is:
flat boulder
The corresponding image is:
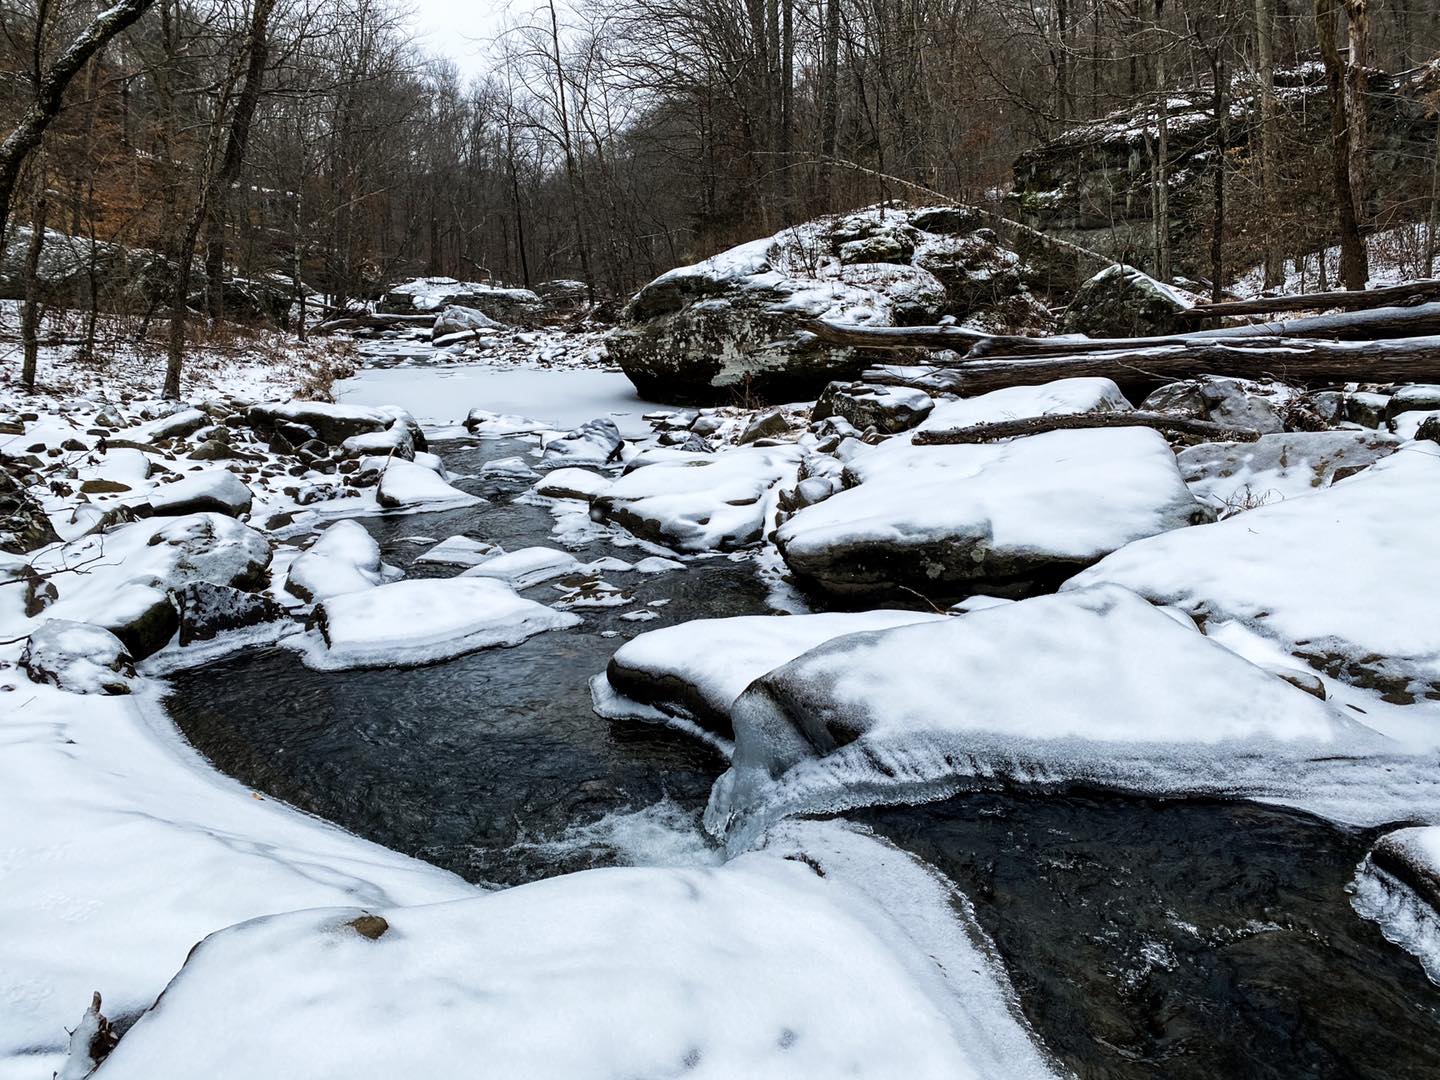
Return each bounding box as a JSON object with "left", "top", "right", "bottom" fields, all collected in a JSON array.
[
  {"left": 707, "top": 585, "right": 1389, "bottom": 845},
  {"left": 303, "top": 578, "right": 579, "bottom": 670},
  {"left": 248, "top": 401, "right": 390, "bottom": 445},
  {"left": 375, "top": 458, "right": 480, "bottom": 511},
  {"left": 777, "top": 427, "right": 1209, "bottom": 601},
  {"left": 20, "top": 618, "right": 135, "bottom": 694},
  {"left": 1177, "top": 430, "right": 1400, "bottom": 512},
  {"left": 148, "top": 470, "right": 253, "bottom": 518},
  {"left": 533, "top": 468, "right": 611, "bottom": 502}
]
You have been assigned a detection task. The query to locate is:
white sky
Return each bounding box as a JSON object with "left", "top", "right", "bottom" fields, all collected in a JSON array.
[{"left": 408, "top": 0, "right": 530, "bottom": 79}]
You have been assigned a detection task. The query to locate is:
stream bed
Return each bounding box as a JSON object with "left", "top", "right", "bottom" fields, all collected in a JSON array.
[{"left": 160, "top": 373, "right": 1440, "bottom": 1078}]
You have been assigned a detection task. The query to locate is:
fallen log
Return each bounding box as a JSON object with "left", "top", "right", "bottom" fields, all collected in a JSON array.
[
  {"left": 913, "top": 410, "right": 1263, "bottom": 445},
  {"left": 1174, "top": 279, "right": 1440, "bottom": 322},
  {"left": 313, "top": 312, "right": 436, "bottom": 335},
  {"left": 806, "top": 303, "right": 1440, "bottom": 360},
  {"left": 866, "top": 335, "right": 1440, "bottom": 396}
]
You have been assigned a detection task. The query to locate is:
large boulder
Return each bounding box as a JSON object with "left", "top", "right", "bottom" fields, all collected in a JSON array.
[
  {"left": 20, "top": 619, "right": 136, "bottom": 695},
  {"left": 608, "top": 206, "right": 1056, "bottom": 404},
  {"left": 1140, "top": 377, "right": 1284, "bottom": 434},
  {"left": 1059, "top": 264, "right": 1194, "bottom": 337},
  {"left": 432, "top": 304, "right": 504, "bottom": 341},
  {"left": 247, "top": 401, "right": 392, "bottom": 446},
  {"left": 378, "top": 277, "right": 545, "bottom": 323},
  {"left": 147, "top": 470, "right": 253, "bottom": 518},
  {"left": 540, "top": 418, "right": 623, "bottom": 466},
  {"left": 1177, "top": 430, "right": 1400, "bottom": 512},
  {"left": 285, "top": 520, "right": 402, "bottom": 602}
]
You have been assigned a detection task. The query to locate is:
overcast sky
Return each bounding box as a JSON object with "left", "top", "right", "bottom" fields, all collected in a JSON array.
[{"left": 408, "top": 0, "right": 530, "bottom": 79}]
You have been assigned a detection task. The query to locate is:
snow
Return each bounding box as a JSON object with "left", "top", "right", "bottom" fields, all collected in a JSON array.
[
  {"left": 533, "top": 467, "right": 612, "bottom": 501},
  {"left": 601, "top": 610, "right": 947, "bottom": 734},
  {"left": 0, "top": 679, "right": 474, "bottom": 1072},
  {"left": 706, "top": 585, "right": 1416, "bottom": 848},
  {"left": 146, "top": 469, "right": 253, "bottom": 517},
  {"left": 92, "top": 823, "right": 1057, "bottom": 1080},
  {"left": 460, "top": 545, "right": 582, "bottom": 589},
  {"left": 413, "top": 534, "right": 501, "bottom": 567},
  {"left": 297, "top": 577, "right": 579, "bottom": 670},
  {"left": 913, "top": 377, "right": 1131, "bottom": 436},
  {"left": 777, "top": 427, "right": 1204, "bottom": 593},
  {"left": 20, "top": 618, "right": 135, "bottom": 695},
  {"left": 285, "top": 520, "right": 401, "bottom": 601},
  {"left": 1391, "top": 410, "right": 1440, "bottom": 440},
  {"left": 595, "top": 445, "right": 803, "bottom": 552},
  {"left": 1067, "top": 447, "right": 1440, "bottom": 703},
  {"left": 374, "top": 457, "right": 479, "bottom": 512},
  {"left": 384, "top": 276, "right": 541, "bottom": 313},
  {"left": 1176, "top": 430, "right": 1400, "bottom": 512}
]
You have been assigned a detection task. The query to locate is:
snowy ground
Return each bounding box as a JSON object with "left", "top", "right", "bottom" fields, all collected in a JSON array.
[{"left": 7, "top": 295, "right": 1440, "bottom": 1075}]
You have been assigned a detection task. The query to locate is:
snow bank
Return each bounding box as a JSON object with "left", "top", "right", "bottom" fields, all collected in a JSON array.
[
  {"left": 707, "top": 585, "right": 1411, "bottom": 847},
  {"left": 93, "top": 825, "right": 1057, "bottom": 1080},
  {"left": 301, "top": 578, "right": 579, "bottom": 670},
  {"left": 1068, "top": 448, "right": 1440, "bottom": 699}
]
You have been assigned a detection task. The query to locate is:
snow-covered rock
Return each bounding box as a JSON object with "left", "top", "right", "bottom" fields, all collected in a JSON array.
[
  {"left": 707, "top": 585, "right": 1394, "bottom": 846},
  {"left": 1, "top": 461, "right": 60, "bottom": 552},
  {"left": 20, "top": 618, "right": 135, "bottom": 695},
  {"left": 247, "top": 401, "right": 390, "bottom": 445},
  {"left": 285, "top": 521, "right": 401, "bottom": 602},
  {"left": 1177, "top": 430, "right": 1400, "bottom": 512},
  {"left": 431, "top": 303, "right": 504, "bottom": 340},
  {"left": 1059, "top": 264, "right": 1195, "bottom": 337},
  {"left": 462, "top": 409, "right": 549, "bottom": 437},
  {"left": 88, "top": 825, "right": 1057, "bottom": 1080},
  {"left": 374, "top": 458, "right": 480, "bottom": 512},
  {"left": 777, "top": 427, "right": 1208, "bottom": 600},
  {"left": 1068, "top": 448, "right": 1440, "bottom": 702},
  {"left": 147, "top": 469, "right": 253, "bottom": 518},
  {"left": 302, "top": 578, "right": 579, "bottom": 670},
  {"left": 170, "top": 582, "right": 285, "bottom": 646},
  {"left": 1140, "top": 377, "right": 1284, "bottom": 434},
  {"left": 600, "top": 610, "right": 946, "bottom": 737},
  {"left": 608, "top": 206, "right": 1054, "bottom": 403},
  {"left": 914, "top": 376, "right": 1131, "bottom": 434},
  {"left": 540, "top": 417, "right": 623, "bottom": 466},
  {"left": 478, "top": 455, "right": 540, "bottom": 480},
  {"left": 812, "top": 382, "right": 935, "bottom": 434},
  {"left": 339, "top": 424, "right": 415, "bottom": 461},
  {"left": 414, "top": 534, "right": 501, "bottom": 568},
  {"left": 461, "top": 546, "right": 581, "bottom": 589},
  {"left": 533, "top": 467, "right": 611, "bottom": 501},
  {"left": 594, "top": 445, "right": 803, "bottom": 552},
  {"left": 1352, "top": 826, "right": 1440, "bottom": 984},
  {"left": 378, "top": 277, "right": 545, "bottom": 323}
]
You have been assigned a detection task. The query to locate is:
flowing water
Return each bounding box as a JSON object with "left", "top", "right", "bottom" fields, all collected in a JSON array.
[{"left": 160, "top": 366, "right": 1440, "bottom": 1077}]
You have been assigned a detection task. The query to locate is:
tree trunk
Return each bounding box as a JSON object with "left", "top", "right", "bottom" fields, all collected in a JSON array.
[
  {"left": 0, "top": 0, "right": 155, "bottom": 243},
  {"left": 913, "top": 410, "right": 1264, "bottom": 445},
  {"left": 1151, "top": 0, "right": 1171, "bottom": 281},
  {"left": 817, "top": 0, "right": 841, "bottom": 208},
  {"left": 20, "top": 175, "right": 47, "bottom": 389},
  {"left": 1315, "top": 0, "right": 1368, "bottom": 288},
  {"left": 1343, "top": 0, "right": 1371, "bottom": 231},
  {"left": 1211, "top": 49, "right": 1227, "bottom": 302},
  {"left": 547, "top": 0, "right": 595, "bottom": 303},
  {"left": 1255, "top": 0, "right": 1285, "bottom": 288}
]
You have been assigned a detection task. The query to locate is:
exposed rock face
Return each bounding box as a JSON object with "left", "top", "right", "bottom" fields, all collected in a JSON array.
[
  {"left": 172, "top": 582, "right": 285, "bottom": 646},
  {"left": 1060, "top": 265, "right": 1195, "bottom": 337},
  {"left": 1140, "top": 378, "right": 1284, "bottom": 434},
  {"left": 1177, "top": 430, "right": 1400, "bottom": 511},
  {"left": 1011, "top": 63, "right": 1438, "bottom": 277},
  {"left": 608, "top": 205, "right": 1056, "bottom": 404},
  {"left": 1, "top": 461, "right": 60, "bottom": 553},
  {"left": 21, "top": 619, "right": 136, "bottom": 695},
  {"left": 378, "top": 277, "right": 546, "bottom": 324}
]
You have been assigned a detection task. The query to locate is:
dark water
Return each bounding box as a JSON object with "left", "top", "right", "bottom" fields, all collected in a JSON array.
[
  {"left": 165, "top": 437, "right": 769, "bottom": 886},
  {"left": 862, "top": 793, "right": 1440, "bottom": 1080},
  {"left": 161, "top": 435, "right": 1440, "bottom": 1075}
]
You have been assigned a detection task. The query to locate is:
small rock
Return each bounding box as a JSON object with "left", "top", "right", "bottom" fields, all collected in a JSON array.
[{"left": 737, "top": 409, "right": 789, "bottom": 444}]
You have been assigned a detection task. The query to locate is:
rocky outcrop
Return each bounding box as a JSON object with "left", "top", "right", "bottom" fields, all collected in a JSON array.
[
  {"left": 607, "top": 205, "right": 1056, "bottom": 404},
  {"left": 1011, "top": 62, "right": 1439, "bottom": 277},
  {"left": 378, "top": 277, "right": 546, "bottom": 323}
]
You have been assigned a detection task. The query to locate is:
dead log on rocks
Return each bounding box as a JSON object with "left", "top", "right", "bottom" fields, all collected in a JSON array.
[
  {"left": 313, "top": 312, "right": 436, "bottom": 335},
  {"left": 865, "top": 335, "right": 1440, "bottom": 396},
  {"left": 800, "top": 318, "right": 989, "bottom": 351},
  {"left": 1174, "top": 279, "right": 1440, "bottom": 322},
  {"left": 913, "top": 411, "right": 1263, "bottom": 445}
]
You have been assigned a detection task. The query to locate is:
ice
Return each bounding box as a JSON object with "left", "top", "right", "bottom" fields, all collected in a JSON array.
[
  {"left": 285, "top": 520, "right": 401, "bottom": 602},
  {"left": 1068, "top": 448, "right": 1440, "bottom": 700},
  {"left": 707, "top": 585, "right": 1416, "bottom": 847},
  {"left": 601, "top": 610, "right": 946, "bottom": 736},
  {"left": 777, "top": 427, "right": 1206, "bottom": 598},
  {"left": 297, "top": 578, "right": 580, "bottom": 670},
  {"left": 461, "top": 545, "right": 582, "bottom": 588},
  {"left": 594, "top": 445, "right": 803, "bottom": 552},
  {"left": 414, "top": 534, "right": 501, "bottom": 567},
  {"left": 92, "top": 825, "right": 1057, "bottom": 1080},
  {"left": 1352, "top": 826, "right": 1440, "bottom": 984}
]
